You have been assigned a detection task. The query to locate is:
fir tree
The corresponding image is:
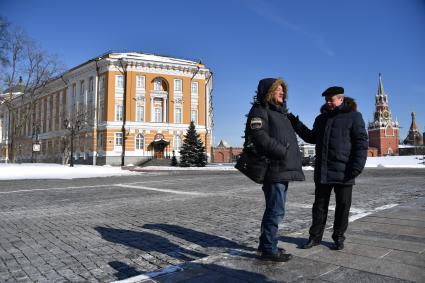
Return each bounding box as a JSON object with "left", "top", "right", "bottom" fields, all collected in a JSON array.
[{"left": 179, "top": 121, "right": 207, "bottom": 167}]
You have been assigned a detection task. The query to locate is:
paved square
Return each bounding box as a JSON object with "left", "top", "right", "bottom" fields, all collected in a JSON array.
[{"left": 0, "top": 169, "right": 424, "bottom": 282}]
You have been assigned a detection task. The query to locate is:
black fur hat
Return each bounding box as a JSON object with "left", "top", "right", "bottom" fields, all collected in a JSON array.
[{"left": 322, "top": 86, "right": 344, "bottom": 96}]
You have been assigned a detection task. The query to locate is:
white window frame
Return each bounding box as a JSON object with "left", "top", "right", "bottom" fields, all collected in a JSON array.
[
  {"left": 175, "top": 107, "right": 182, "bottom": 124},
  {"left": 154, "top": 79, "right": 163, "bottom": 91},
  {"left": 136, "top": 75, "right": 145, "bottom": 90},
  {"left": 154, "top": 107, "right": 162, "bottom": 122},
  {"left": 174, "top": 79, "right": 182, "bottom": 93},
  {"left": 114, "top": 132, "right": 123, "bottom": 149},
  {"left": 115, "top": 75, "right": 124, "bottom": 98},
  {"left": 136, "top": 104, "right": 145, "bottom": 122},
  {"left": 135, "top": 133, "right": 144, "bottom": 150},
  {"left": 174, "top": 135, "right": 182, "bottom": 151},
  {"left": 115, "top": 103, "right": 123, "bottom": 121},
  {"left": 46, "top": 97, "right": 50, "bottom": 132},
  {"left": 52, "top": 95, "right": 56, "bottom": 131},
  {"left": 191, "top": 109, "right": 198, "bottom": 124},
  {"left": 59, "top": 92, "right": 63, "bottom": 129},
  {"left": 116, "top": 75, "right": 124, "bottom": 88},
  {"left": 191, "top": 81, "right": 198, "bottom": 95}
]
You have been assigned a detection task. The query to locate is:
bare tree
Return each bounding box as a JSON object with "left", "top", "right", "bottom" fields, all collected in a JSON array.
[
  {"left": 61, "top": 106, "right": 94, "bottom": 166},
  {"left": 0, "top": 19, "right": 64, "bottom": 162},
  {"left": 0, "top": 16, "right": 10, "bottom": 67}
]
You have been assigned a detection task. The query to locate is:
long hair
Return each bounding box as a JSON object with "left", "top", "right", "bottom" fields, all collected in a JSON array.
[{"left": 265, "top": 78, "right": 288, "bottom": 103}]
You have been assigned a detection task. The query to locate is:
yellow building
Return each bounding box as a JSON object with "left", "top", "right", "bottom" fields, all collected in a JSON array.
[{"left": 0, "top": 52, "right": 213, "bottom": 165}]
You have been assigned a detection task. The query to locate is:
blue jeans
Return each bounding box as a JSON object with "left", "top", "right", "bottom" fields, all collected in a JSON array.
[{"left": 258, "top": 182, "right": 288, "bottom": 254}]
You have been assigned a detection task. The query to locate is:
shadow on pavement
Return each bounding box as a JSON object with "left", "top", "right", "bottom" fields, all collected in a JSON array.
[
  {"left": 156, "top": 261, "right": 274, "bottom": 283},
  {"left": 95, "top": 226, "right": 207, "bottom": 261},
  {"left": 279, "top": 235, "right": 333, "bottom": 249},
  {"left": 142, "top": 223, "right": 255, "bottom": 252},
  {"left": 109, "top": 260, "right": 144, "bottom": 280}
]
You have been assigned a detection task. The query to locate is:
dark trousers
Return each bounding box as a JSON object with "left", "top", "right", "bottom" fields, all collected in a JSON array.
[
  {"left": 258, "top": 182, "right": 288, "bottom": 254},
  {"left": 309, "top": 183, "right": 353, "bottom": 243}
]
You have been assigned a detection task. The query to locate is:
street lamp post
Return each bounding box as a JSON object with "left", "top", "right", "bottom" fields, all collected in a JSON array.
[
  {"left": 31, "top": 123, "right": 40, "bottom": 163},
  {"left": 63, "top": 118, "right": 81, "bottom": 167}
]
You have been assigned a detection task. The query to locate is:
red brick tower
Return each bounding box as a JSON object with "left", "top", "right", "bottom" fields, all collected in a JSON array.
[
  {"left": 368, "top": 74, "right": 399, "bottom": 156},
  {"left": 403, "top": 112, "right": 423, "bottom": 145}
]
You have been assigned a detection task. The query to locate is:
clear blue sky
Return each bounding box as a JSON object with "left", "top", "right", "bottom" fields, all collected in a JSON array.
[{"left": 2, "top": 0, "right": 425, "bottom": 146}]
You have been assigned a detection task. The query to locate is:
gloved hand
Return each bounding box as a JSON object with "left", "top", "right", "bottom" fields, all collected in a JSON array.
[
  {"left": 350, "top": 169, "right": 361, "bottom": 178},
  {"left": 287, "top": 112, "right": 299, "bottom": 125}
]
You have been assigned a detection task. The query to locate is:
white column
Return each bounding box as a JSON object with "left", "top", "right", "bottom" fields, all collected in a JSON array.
[
  {"left": 163, "top": 98, "right": 167, "bottom": 123},
  {"left": 150, "top": 97, "right": 154, "bottom": 122}
]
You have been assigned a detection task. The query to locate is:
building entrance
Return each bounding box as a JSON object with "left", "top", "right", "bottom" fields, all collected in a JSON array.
[{"left": 152, "top": 134, "right": 169, "bottom": 159}]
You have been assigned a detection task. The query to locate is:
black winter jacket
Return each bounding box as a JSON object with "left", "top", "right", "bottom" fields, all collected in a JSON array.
[
  {"left": 292, "top": 97, "right": 368, "bottom": 185},
  {"left": 245, "top": 78, "right": 305, "bottom": 183}
]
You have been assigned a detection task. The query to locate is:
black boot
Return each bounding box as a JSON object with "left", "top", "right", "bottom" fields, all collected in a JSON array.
[
  {"left": 331, "top": 241, "right": 344, "bottom": 250},
  {"left": 257, "top": 247, "right": 286, "bottom": 256},
  {"left": 302, "top": 238, "right": 320, "bottom": 249},
  {"left": 259, "top": 249, "right": 293, "bottom": 262}
]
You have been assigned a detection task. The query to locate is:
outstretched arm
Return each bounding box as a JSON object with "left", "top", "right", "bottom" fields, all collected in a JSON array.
[{"left": 287, "top": 113, "right": 318, "bottom": 144}]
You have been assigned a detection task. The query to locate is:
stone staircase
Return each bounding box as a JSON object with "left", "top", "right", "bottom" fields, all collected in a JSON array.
[{"left": 139, "top": 158, "right": 173, "bottom": 167}]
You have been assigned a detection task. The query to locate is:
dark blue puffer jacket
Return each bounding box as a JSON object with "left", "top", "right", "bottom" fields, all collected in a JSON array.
[
  {"left": 245, "top": 78, "right": 305, "bottom": 183},
  {"left": 292, "top": 97, "right": 368, "bottom": 184}
]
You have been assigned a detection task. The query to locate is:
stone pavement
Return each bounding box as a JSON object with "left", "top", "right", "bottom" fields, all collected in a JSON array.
[{"left": 115, "top": 197, "right": 425, "bottom": 283}]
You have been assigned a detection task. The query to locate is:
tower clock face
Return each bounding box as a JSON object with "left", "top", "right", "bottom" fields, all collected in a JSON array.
[{"left": 383, "top": 110, "right": 390, "bottom": 120}]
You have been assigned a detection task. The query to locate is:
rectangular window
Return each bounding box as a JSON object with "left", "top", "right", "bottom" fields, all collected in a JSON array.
[
  {"left": 174, "top": 79, "right": 182, "bottom": 92},
  {"left": 175, "top": 107, "right": 182, "bottom": 124},
  {"left": 136, "top": 105, "right": 144, "bottom": 122},
  {"left": 154, "top": 79, "right": 163, "bottom": 91},
  {"left": 191, "top": 81, "right": 198, "bottom": 94},
  {"left": 99, "top": 76, "right": 105, "bottom": 94},
  {"left": 89, "top": 77, "right": 94, "bottom": 93},
  {"left": 80, "top": 80, "right": 85, "bottom": 105},
  {"left": 136, "top": 75, "right": 145, "bottom": 89},
  {"left": 191, "top": 109, "right": 198, "bottom": 124},
  {"left": 115, "top": 132, "right": 123, "bottom": 146},
  {"left": 154, "top": 108, "right": 162, "bottom": 122},
  {"left": 46, "top": 97, "right": 50, "bottom": 132},
  {"left": 116, "top": 75, "right": 124, "bottom": 88},
  {"left": 115, "top": 104, "right": 123, "bottom": 121},
  {"left": 72, "top": 83, "right": 77, "bottom": 112},
  {"left": 52, "top": 95, "right": 56, "bottom": 131}
]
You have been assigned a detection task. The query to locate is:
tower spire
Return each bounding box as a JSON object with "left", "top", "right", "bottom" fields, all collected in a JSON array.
[
  {"left": 378, "top": 73, "right": 385, "bottom": 96},
  {"left": 410, "top": 112, "right": 418, "bottom": 131}
]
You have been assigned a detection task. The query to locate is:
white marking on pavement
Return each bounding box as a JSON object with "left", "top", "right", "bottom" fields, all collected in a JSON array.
[
  {"left": 111, "top": 265, "right": 183, "bottom": 283},
  {"left": 0, "top": 184, "right": 112, "bottom": 194},
  {"left": 318, "top": 266, "right": 341, "bottom": 277},
  {"left": 0, "top": 178, "right": 209, "bottom": 195},
  {"left": 115, "top": 184, "right": 203, "bottom": 195},
  {"left": 290, "top": 202, "right": 399, "bottom": 223},
  {"left": 290, "top": 203, "right": 367, "bottom": 214},
  {"left": 349, "top": 203, "right": 398, "bottom": 222},
  {"left": 374, "top": 203, "right": 399, "bottom": 211},
  {"left": 379, "top": 250, "right": 392, "bottom": 258}
]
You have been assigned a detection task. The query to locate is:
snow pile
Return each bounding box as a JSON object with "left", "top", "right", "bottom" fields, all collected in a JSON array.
[
  {"left": 0, "top": 163, "right": 139, "bottom": 180},
  {"left": 365, "top": 155, "right": 425, "bottom": 168}
]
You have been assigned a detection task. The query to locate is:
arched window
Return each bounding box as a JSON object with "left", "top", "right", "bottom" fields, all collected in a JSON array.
[
  {"left": 154, "top": 78, "right": 164, "bottom": 91},
  {"left": 174, "top": 135, "right": 182, "bottom": 151},
  {"left": 135, "top": 133, "right": 144, "bottom": 150}
]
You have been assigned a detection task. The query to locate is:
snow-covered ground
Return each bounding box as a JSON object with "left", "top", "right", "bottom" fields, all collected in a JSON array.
[
  {"left": 0, "top": 163, "right": 140, "bottom": 180},
  {"left": 0, "top": 155, "right": 423, "bottom": 180}
]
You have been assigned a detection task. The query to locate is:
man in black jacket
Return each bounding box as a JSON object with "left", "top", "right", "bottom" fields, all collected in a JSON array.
[
  {"left": 246, "top": 78, "right": 305, "bottom": 261},
  {"left": 288, "top": 86, "right": 368, "bottom": 250}
]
